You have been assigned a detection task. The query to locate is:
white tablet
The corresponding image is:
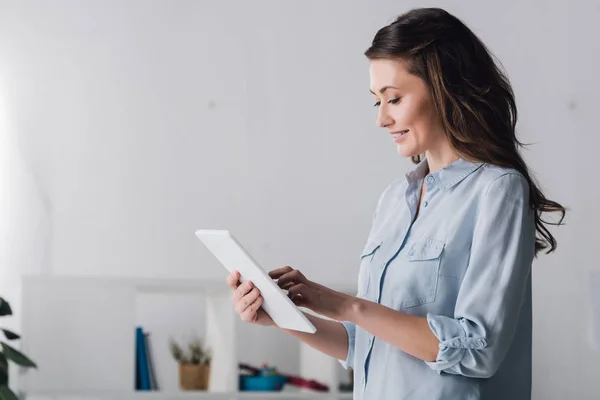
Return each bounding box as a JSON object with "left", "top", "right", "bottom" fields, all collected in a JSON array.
[{"left": 195, "top": 229, "right": 317, "bottom": 334}]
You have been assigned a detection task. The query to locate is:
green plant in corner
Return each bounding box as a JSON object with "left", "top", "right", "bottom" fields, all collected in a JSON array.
[
  {"left": 0, "top": 297, "right": 37, "bottom": 400},
  {"left": 169, "top": 335, "right": 211, "bottom": 366}
]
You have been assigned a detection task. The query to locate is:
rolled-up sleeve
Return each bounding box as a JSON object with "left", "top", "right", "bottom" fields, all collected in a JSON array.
[
  {"left": 339, "top": 321, "right": 356, "bottom": 369},
  {"left": 425, "top": 173, "right": 536, "bottom": 378}
]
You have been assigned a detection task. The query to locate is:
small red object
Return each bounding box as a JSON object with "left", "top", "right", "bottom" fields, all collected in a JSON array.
[
  {"left": 285, "top": 375, "right": 329, "bottom": 391},
  {"left": 239, "top": 363, "right": 329, "bottom": 392}
]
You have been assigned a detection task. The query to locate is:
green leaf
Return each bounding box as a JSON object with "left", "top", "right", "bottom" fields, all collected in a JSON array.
[
  {"left": 0, "top": 353, "right": 7, "bottom": 374},
  {"left": 0, "top": 299, "right": 11, "bottom": 317},
  {"left": 0, "top": 343, "right": 36, "bottom": 368},
  {"left": 0, "top": 386, "right": 18, "bottom": 400},
  {"left": 0, "top": 330, "right": 18, "bottom": 341},
  {"left": 0, "top": 354, "right": 7, "bottom": 386},
  {"left": 0, "top": 365, "right": 6, "bottom": 386}
]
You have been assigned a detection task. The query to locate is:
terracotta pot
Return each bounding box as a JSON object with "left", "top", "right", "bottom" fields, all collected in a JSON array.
[{"left": 179, "top": 363, "right": 210, "bottom": 391}]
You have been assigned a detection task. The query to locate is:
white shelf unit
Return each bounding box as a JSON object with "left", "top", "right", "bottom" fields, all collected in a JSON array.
[
  {"left": 19, "top": 275, "right": 356, "bottom": 400},
  {"left": 23, "top": 391, "right": 353, "bottom": 400}
]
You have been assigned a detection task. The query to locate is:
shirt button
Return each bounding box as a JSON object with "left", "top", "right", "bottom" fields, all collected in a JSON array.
[
  {"left": 408, "top": 249, "right": 415, "bottom": 256},
  {"left": 427, "top": 176, "right": 435, "bottom": 183},
  {"left": 423, "top": 200, "right": 428, "bottom": 207}
]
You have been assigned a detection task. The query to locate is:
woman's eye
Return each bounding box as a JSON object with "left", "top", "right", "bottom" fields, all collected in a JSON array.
[{"left": 373, "top": 98, "right": 400, "bottom": 107}]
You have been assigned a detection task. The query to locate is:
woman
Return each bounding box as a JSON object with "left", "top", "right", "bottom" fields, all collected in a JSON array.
[{"left": 226, "top": 7, "right": 565, "bottom": 400}]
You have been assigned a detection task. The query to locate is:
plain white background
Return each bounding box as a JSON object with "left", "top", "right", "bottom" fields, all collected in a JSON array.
[{"left": 1, "top": 0, "right": 599, "bottom": 398}]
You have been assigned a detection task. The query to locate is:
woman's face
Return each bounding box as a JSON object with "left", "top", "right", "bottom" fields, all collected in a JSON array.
[{"left": 369, "top": 58, "right": 447, "bottom": 159}]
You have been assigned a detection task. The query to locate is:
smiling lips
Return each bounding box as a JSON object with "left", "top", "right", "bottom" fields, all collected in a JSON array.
[{"left": 391, "top": 130, "right": 409, "bottom": 143}]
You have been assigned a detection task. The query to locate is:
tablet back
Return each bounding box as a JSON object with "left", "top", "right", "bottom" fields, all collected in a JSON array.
[{"left": 195, "top": 229, "right": 316, "bottom": 333}]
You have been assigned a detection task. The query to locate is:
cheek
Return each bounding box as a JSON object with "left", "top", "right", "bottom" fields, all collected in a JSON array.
[
  {"left": 389, "top": 104, "right": 413, "bottom": 127},
  {"left": 402, "top": 100, "right": 439, "bottom": 149},
  {"left": 410, "top": 98, "right": 439, "bottom": 131},
  {"left": 391, "top": 99, "right": 424, "bottom": 129}
]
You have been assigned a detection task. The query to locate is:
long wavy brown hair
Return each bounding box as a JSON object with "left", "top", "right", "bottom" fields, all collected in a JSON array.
[{"left": 365, "top": 7, "right": 565, "bottom": 256}]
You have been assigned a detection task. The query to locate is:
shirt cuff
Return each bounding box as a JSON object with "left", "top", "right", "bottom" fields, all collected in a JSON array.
[
  {"left": 424, "top": 313, "right": 487, "bottom": 375},
  {"left": 339, "top": 321, "right": 356, "bottom": 369}
]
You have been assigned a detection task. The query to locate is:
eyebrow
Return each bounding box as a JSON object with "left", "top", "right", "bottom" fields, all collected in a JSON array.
[{"left": 370, "top": 85, "right": 399, "bottom": 95}]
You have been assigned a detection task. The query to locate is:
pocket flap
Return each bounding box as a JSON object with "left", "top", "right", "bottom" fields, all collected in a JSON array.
[
  {"left": 406, "top": 237, "right": 444, "bottom": 261},
  {"left": 361, "top": 238, "right": 383, "bottom": 258}
]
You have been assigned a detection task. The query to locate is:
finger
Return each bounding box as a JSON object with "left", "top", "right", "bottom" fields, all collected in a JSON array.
[
  {"left": 235, "top": 287, "right": 260, "bottom": 315},
  {"left": 240, "top": 295, "right": 264, "bottom": 322},
  {"left": 281, "top": 281, "right": 295, "bottom": 290},
  {"left": 235, "top": 287, "right": 261, "bottom": 314},
  {"left": 268, "top": 266, "right": 294, "bottom": 279},
  {"left": 287, "top": 283, "right": 309, "bottom": 300},
  {"left": 291, "top": 295, "right": 308, "bottom": 308},
  {"left": 232, "top": 280, "right": 253, "bottom": 303},
  {"left": 276, "top": 270, "right": 307, "bottom": 289},
  {"left": 252, "top": 295, "right": 264, "bottom": 312},
  {"left": 226, "top": 271, "right": 241, "bottom": 290}
]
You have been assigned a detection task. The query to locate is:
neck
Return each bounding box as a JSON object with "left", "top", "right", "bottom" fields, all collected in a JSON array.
[{"left": 424, "top": 147, "right": 460, "bottom": 173}]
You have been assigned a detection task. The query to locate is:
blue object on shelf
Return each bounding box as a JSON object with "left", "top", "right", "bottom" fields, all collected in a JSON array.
[
  {"left": 135, "top": 327, "right": 151, "bottom": 391},
  {"left": 239, "top": 375, "right": 287, "bottom": 391}
]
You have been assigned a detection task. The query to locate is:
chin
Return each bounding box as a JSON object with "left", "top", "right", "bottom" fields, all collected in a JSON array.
[{"left": 396, "top": 144, "right": 420, "bottom": 158}]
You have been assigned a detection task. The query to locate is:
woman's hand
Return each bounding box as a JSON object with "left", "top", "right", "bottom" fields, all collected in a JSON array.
[
  {"left": 269, "top": 266, "right": 354, "bottom": 321},
  {"left": 226, "top": 270, "right": 274, "bottom": 327}
]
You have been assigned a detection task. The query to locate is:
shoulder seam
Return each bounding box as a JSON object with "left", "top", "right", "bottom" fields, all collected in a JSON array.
[
  {"left": 483, "top": 172, "right": 525, "bottom": 197},
  {"left": 474, "top": 172, "right": 526, "bottom": 223}
]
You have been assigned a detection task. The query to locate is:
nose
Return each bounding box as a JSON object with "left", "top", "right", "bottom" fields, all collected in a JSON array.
[{"left": 376, "top": 106, "right": 393, "bottom": 128}]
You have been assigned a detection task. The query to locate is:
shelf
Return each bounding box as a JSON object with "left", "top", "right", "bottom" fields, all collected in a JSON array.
[
  {"left": 21, "top": 275, "right": 357, "bottom": 295},
  {"left": 132, "top": 392, "right": 233, "bottom": 399},
  {"left": 21, "top": 275, "right": 228, "bottom": 294},
  {"left": 134, "top": 390, "right": 353, "bottom": 398},
  {"left": 20, "top": 276, "right": 354, "bottom": 399},
  {"left": 24, "top": 391, "right": 353, "bottom": 400},
  {"left": 132, "top": 393, "right": 233, "bottom": 400},
  {"left": 236, "top": 392, "right": 353, "bottom": 399}
]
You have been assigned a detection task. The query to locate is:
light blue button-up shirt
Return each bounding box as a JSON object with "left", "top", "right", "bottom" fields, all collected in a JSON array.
[{"left": 340, "top": 158, "right": 536, "bottom": 400}]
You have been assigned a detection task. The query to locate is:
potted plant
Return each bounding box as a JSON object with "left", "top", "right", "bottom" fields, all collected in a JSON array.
[
  {"left": 169, "top": 335, "right": 211, "bottom": 391},
  {"left": 0, "top": 297, "right": 37, "bottom": 400}
]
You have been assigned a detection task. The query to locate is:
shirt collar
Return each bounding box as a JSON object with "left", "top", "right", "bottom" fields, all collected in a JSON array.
[{"left": 405, "top": 157, "right": 483, "bottom": 190}]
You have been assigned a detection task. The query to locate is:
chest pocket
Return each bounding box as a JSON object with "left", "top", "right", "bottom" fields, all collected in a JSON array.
[
  {"left": 357, "top": 238, "right": 382, "bottom": 298},
  {"left": 392, "top": 237, "right": 445, "bottom": 308}
]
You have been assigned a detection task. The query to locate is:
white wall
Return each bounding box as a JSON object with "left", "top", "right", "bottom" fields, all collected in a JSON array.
[
  {"left": 0, "top": 87, "right": 51, "bottom": 391},
  {"left": 1, "top": 0, "right": 599, "bottom": 398}
]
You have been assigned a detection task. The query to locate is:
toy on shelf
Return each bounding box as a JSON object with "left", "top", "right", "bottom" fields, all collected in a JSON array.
[{"left": 238, "top": 363, "right": 329, "bottom": 392}]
